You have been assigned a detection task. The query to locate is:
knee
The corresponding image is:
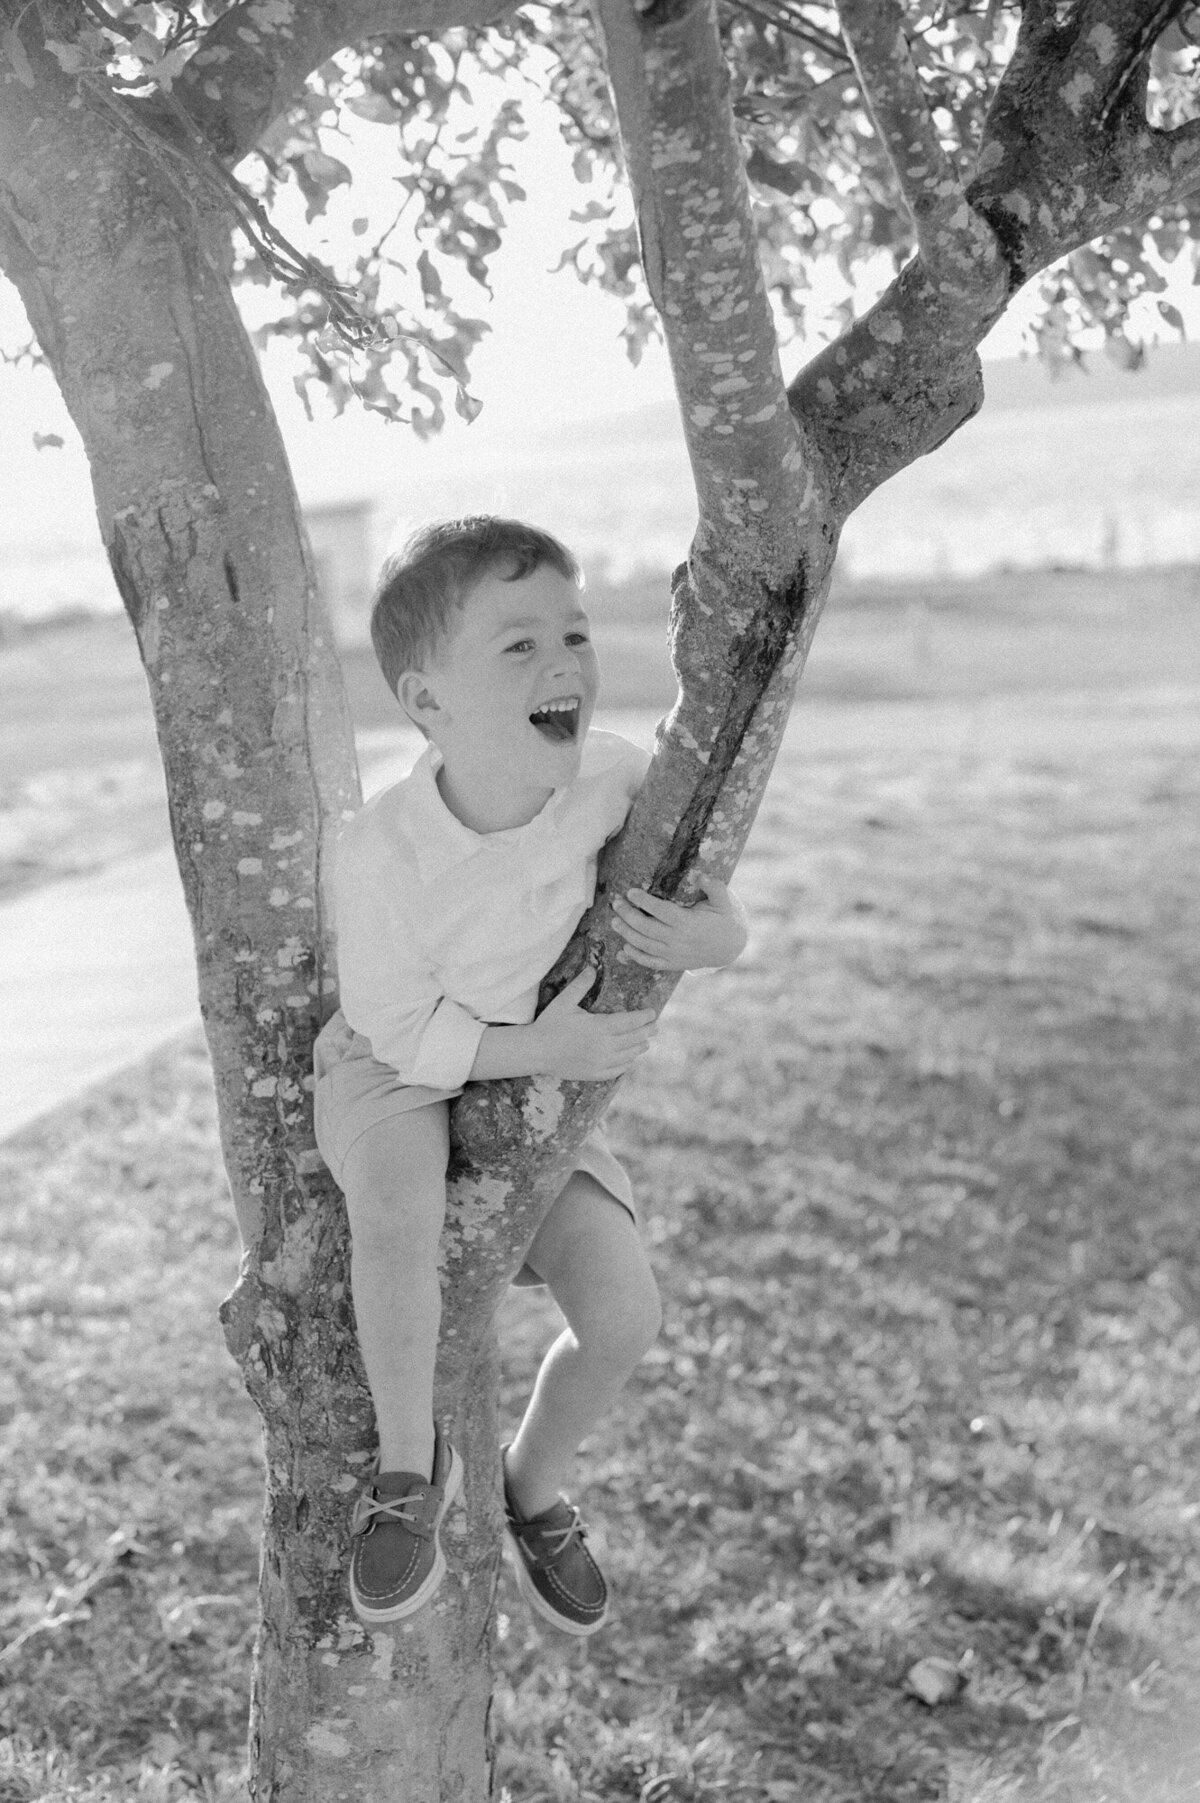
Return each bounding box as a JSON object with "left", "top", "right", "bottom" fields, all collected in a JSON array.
[
  {"left": 578, "top": 1267, "right": 662, "bottom": 1369},
  {"left": 341, "top": 1120, "right": 448, "bottom": 1257}
]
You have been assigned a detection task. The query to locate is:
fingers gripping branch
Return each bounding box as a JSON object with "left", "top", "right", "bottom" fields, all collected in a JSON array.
[{"left": 837, "top": 0, "right": 1005, "bottom": 297}]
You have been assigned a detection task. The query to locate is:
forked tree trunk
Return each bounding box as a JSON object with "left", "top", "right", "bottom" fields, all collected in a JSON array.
[
  {"left": 0, "top": 43, "right": 827, "bottom": 1800},
  {"left": 6, "top": 0, "right": 1191, "bottom": 1792}
]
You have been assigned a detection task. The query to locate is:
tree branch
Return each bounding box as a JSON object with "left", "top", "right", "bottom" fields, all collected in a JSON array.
[
  {"left": 722, "top": 0, "right": 851, "bottom": 64},
  {"left": 1093, "top": 0, "right": 1190, "bottom": 126},
  {"left": 791, "top": 0, "right": 1200, "bottom": 524},
  {"left": 788, "top": 254, "right": 1006, "bottom": 521},
  {"left": 592, "top": 0, "right": 821, "bottom": 573},
  {"left": 176, "top": 0, "right": 518, "bottom": 164},
  {"left": 837, "top": 0, "right": 1006, "bottom": 295},
  {"left": 970, "top": 0, "right": 1200, "bottom": 283}
]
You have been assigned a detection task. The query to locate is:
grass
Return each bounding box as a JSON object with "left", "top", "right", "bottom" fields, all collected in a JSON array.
[{"left": 2, "top": 659, "right": 1199, "bottom": 1799}]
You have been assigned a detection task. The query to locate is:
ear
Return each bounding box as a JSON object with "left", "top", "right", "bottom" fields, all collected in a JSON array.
[{"left": 396, "top": 670, "right": 443, "bottom": 733}]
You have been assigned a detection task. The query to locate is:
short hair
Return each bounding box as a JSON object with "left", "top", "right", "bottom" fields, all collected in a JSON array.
[{"left": 369, "top": 516, "right": 581, "bottom": 696}]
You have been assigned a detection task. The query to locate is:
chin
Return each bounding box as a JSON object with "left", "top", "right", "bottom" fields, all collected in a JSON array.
[
  {"left": 547, "top": 738, "right": 584, "bottom": 774},
  {"left": 529, "top": 725, "right": 584, "bottom": 760}
]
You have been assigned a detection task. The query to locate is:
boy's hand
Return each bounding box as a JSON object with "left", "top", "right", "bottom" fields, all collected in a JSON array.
[
  {"left": 612, "top": 878, "right": 748, "bottom": 972},
  {"left": 531, "top": 966, "right": 658, "bottom": 1081}
]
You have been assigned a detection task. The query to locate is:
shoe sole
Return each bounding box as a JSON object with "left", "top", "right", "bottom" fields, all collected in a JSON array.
[
  {"left": 502, "top": 1528, "right": 610, "bottom": 1637},
  {"left": 350, "top": 1447, "right": 463, "bottom": 1627}
]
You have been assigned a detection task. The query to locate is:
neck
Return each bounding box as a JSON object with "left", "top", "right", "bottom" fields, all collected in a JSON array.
[{"left": 434, "top": 758, "right": 554, "bottom": 834}]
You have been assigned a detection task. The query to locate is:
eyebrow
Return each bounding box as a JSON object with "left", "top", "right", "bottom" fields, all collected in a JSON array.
[{"left": 491, "top": 610, "right": 590, "bottom": 638}]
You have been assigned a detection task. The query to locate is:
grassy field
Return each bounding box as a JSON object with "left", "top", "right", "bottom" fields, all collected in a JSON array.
[{"left": 1, "top": 574, "right": 1199, "bottom": 1799}]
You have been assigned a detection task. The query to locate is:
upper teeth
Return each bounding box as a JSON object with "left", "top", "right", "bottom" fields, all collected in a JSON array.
[{"left": 538, "top": 699, "right": 576, "bottom": 713}]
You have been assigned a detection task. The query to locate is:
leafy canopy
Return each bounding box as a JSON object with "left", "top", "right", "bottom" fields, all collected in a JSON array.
[{"left": 24, "top": 0, "right": 1200, "bottom": 428}]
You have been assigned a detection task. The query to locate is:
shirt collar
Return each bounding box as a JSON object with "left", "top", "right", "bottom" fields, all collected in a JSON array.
[{"left": 406, "top": 744, "right": 570, "bottom": 883}]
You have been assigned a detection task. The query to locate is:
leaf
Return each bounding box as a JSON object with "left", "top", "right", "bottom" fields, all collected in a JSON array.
[
  {"left": 417, "top": 250, "right": 446, "bottom": 309},
  {"left": 145, "top": 42, "right": 190, "bottom": 93},
  {"left": 32, "top": 432, "right": 65, "bottom": 451},
  {"left": 344, "top": 92, "right": 402, "bottom": 124},
  {"left": 303, "top": 150, "right": 352, "bottom": 190},
  {"left": 43, "top": 38, "right": 89, "bottom": 76},
  {"left": 1103, "top": 332, "right": 1144, "bottom": 372},
  {"left": 289, "top": 150, "right": 352, "bottom": 224},
  {"left": 746, "top": 146, "right": 813, "bottom": 200},
  {"left": 1157, "top": 301, "right": 1186, "bottom": 338},
  {"left": 4, "top": 25, "right": 37, "bottom": 85},
  {"left": 454, "top": 387, "right": 483, "bottom": 424},
  {"left": 550, "top": 241, "right": 586, "bottom": 275}
]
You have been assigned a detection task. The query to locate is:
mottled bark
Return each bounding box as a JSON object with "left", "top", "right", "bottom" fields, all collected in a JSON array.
[
  {"left": 838, "top": 0, "right": 1005, "bottom": 296},
  {"left": 0, "top": 20, "right": 512, "bottom": 1795},
  {"left": 793, "top": 0, "right": 1200, "bottom": 520},
  {"left": 0, "top": 40, "right": 426, "bottom": 1800},
  {"left": 586, "top": 0, "right": 832, "bottom": 931}
]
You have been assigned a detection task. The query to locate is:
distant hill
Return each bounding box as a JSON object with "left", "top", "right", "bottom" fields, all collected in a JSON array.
[
  {"left": 978, "top": 337, "right": 1200, "bottom": 409},
  {"left": 4, "top": 342, "right": 1197, "bottom": 622},
  {"left": 525, "top": 339, "right": 1200, "bottom": 457},
  {"left": 369, "top": 341, "right": 1200, "bottom": 584}
]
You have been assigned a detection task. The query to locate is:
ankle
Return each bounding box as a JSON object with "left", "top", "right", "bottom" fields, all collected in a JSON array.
[
  {"left": 377, "top": 1422, "right": 436, "bottom": 1482},
  {"left": 503, "top": 1443, "right": 564, "bottom": 1520}
]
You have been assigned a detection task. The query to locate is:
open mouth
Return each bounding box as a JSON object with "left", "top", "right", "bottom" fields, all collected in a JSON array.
[{"left": 528, "top": 697, "right": 581, "bottom": 744}]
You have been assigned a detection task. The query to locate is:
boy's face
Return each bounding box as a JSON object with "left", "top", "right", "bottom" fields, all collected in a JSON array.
[{"left": 401, "top": 562, "right": 600, "bottom": 818}]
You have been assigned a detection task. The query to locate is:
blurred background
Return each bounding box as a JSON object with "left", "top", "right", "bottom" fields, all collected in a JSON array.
[{"left": 2, "top": 92, "right": 1199, "bottom": 1134}]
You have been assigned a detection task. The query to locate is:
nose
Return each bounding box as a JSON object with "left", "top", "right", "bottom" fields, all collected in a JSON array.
[{"left": 548, "top": 642, "right": 582, "bottom": 681}]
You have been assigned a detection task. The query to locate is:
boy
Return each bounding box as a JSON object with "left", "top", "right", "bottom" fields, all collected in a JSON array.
[{"left": 313, "top": 517, "right": 746, "bottom": 1635}]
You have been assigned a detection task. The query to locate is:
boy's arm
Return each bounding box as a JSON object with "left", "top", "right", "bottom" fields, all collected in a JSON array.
[
  {"left": 469, "top": 968, "right": 657, "bottom": 1083},
  {"left": 610, "top": 877, "right": 749, "bottom": 973},
  {"left": 334, "top": 827, "right": 489, "bottom": 1089},
  {"left": 336, "top": 834, "right": 657, "bottom": 1088}
]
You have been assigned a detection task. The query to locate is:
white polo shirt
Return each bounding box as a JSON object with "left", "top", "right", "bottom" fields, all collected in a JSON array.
[{"left": 333, "top": 729, "right": 651, "bottom": 1088}]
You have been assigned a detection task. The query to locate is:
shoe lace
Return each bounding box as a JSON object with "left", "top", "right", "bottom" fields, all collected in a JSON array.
[
  {"left": 352, "top": 1486, "right": 426, "bottom": 1536},
  {"left": 526, "top": 1504, "right": 586, "bottom": 1564}
]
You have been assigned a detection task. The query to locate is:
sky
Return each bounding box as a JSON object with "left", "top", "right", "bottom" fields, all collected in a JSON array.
[{"left": 2, "top": 76, "right": 1198, "bottom": 581}]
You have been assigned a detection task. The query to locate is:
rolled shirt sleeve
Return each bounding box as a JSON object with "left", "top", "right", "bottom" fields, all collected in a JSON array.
[
  {"left": 333, "top": 811, "right": 487, "bottom": 1089},
  {"left": 404, "top": 996, "right": 488, "bottom": 1090}
]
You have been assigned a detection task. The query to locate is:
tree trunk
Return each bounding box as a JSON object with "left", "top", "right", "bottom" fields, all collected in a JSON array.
[
  {"left": 17, "top": 0, "right": 1190, "bottom": 1790},
  {"left": 0, "top": 63, "right": 501, "bottom": 1798},
  {"left": 0, "top": 12, "right": 838, "bottom": 1800}
]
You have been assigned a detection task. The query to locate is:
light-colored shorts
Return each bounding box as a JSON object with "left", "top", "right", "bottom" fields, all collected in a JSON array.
[{"left": 313, "top": 1010, "right": 636, "bottom": 1286}]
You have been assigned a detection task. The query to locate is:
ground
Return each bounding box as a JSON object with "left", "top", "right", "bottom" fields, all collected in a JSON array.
[{"left": 0, "top": 570, "right": 1198, "bottom": 1801}]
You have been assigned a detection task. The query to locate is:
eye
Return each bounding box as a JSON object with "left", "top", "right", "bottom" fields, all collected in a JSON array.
[
  {"left": 504, "top": 638, "right": 534, "bottom": 654},
  {"left": 566, "top": 631, "right": 590, "bottom": 647}
]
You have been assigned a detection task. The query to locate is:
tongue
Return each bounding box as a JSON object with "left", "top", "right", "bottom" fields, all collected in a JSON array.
[{"left": 532, "top": 714, "right": 572, "bottom": 743}]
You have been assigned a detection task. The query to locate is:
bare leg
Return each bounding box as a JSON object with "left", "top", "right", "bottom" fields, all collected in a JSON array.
[
  {"left": 339, "top": 1103, "right": 449, "bottom": 1478},
  {"left": 504, "top": 1174, "right": 661, "bottom": 1518}
]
